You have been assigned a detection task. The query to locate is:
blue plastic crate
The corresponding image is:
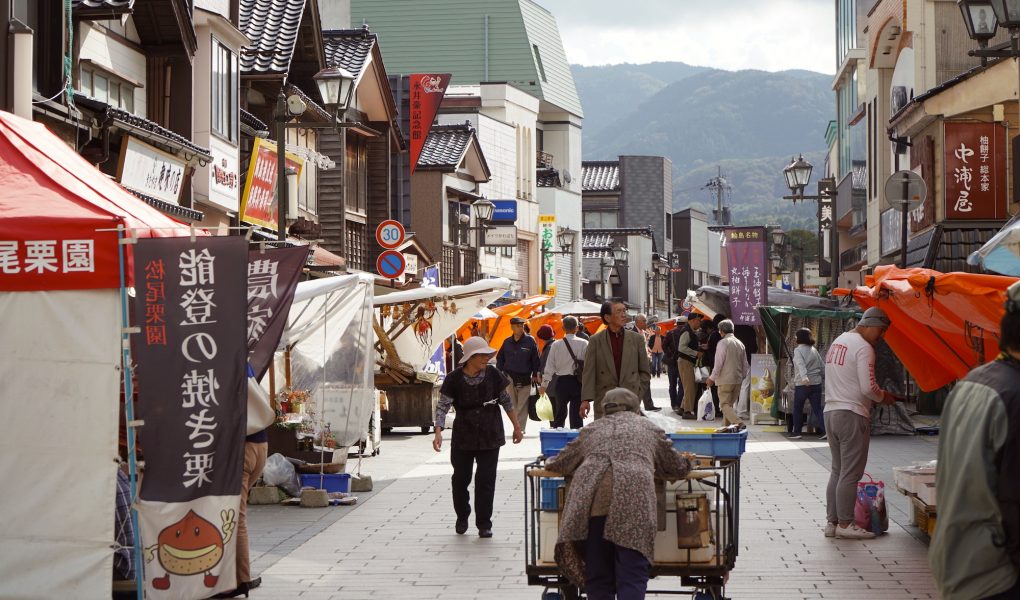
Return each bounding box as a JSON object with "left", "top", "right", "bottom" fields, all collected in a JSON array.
[
  {"left": 540, "top": 430, "right": 579, "bottom": 457},
  {"left": 540, "top": 477, "right": 564, "bottom": 510},
  {"left": 669, "top": 430, "right": 748, "bottom": 458},
  {"left": 299, "top": 472, "right": 350, "bottom": 493}
]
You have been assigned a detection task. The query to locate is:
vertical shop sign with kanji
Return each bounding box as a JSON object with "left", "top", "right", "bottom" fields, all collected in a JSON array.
[
  {"left": 724, "top": 227, "right": 767, "bottom": 325},
  {"left": 133, "top": 236, "right": 247, "bottom": 599},
  {"left": 408, "top": 74, "right": 451, "bottom": 174},
  {"left": 944, "top": 122, "right": 1007, "bottom": 220},
  {"left": 539, "top": 215, "right": 556, "bottom": 295},
  {"left": 246, "top": 246, "right": 309, "bottom": 380}
]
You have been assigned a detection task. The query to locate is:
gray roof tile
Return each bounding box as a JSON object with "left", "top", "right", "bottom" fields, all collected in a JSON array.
[
  {"left": 74, "top": 93, "right": 211, "bottom": 159},
  {"left": 71, "top": 0, "right": 134, "bottom": 16},
  {"left": 582, "top": 161, "right": 620, "bottom": 192},
  {"left": 240, "top": 0, "right": 306, "bottom": 74},
  {"left": 417, "top": 124, "right": 474, "bottom": 170},
  {"left": 322, "top": 27, "right": 376, "bottom": 81}
]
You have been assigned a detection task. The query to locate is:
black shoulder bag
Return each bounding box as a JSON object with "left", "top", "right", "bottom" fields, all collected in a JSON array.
[{"left": 564, "top": 339, "right": 585, "bottom": 378}]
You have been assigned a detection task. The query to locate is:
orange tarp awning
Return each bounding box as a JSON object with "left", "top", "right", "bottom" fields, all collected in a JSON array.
[
  {"left": 457, "top": 295, "right": 552, "bottom": 346},
  {"left": 847, "top": 266, "right": 1016, "bottom": 391}
]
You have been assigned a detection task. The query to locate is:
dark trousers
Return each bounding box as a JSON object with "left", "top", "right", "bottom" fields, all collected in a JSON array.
[
  {"left": 450, "top": 447, "right": 500, "bottom": 530},
  {"left": 584, "top": 516, "right": 651, "bottom": 600},
  {"left": 666, "top": 359, "right": 682, "bottom": 409},
  {"left": 552, "top": 375, "right": 583, "bottom": 429},
  {"left": 792, "top": 384, "right": 824, "bottom": 435}
]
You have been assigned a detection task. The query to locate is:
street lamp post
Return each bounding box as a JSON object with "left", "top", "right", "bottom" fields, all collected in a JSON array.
[
  {"left": 273, "top": 64, "right": 355, "bottom": 242},
  {"left": 540, "top": 228, "right": 575, "bottom": 295},
  {"left": 780, "top": 155, "right": 836, "bottom": 293},
  {"left": 454, "top": 198, "right": 495, "bottom": 285}
]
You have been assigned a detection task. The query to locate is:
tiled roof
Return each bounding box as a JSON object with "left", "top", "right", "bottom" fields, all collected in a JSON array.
[
  {"left": 284, "top": 84, "right": 332, "bottom": 122},
  {"left": 239, "top": 0, "right": 306, "bottom": 74},
  {"left": 71, "top": 0, "right": 134, "bottom": 17},
  {"left": 417, "top": 124, "right": 474, "bottom": 170},
  {"left": 127, "top": 190, "right": 203, "bottom": 222},
  {"left": 322, "top": 27, "right": 376, "bottom": 81},
  {"left": 240, "top": 109, "right": 268, "bottom": 135},
  {"left": 537, "top": 168, "right": 560, "bottom": 188},
  {"left": 74, "top": 94, "right": 211, "bottom": 159},
  {"left": 582, "top": 161, "right": 620, "bottom": 192}
]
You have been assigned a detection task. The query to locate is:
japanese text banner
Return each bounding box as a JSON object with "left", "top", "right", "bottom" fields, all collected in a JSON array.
[
  {"left": 409, "top": 74, "right": 451, "bottom": 174},
  {"left": 247, "top": 246, "right": 310, "bottom": 380},
  {"left": 725, "top": 227, "right": 767, "bottom": 325},
  {"left": 944, "top": 122, "right": 1007, "bottom": 220},
  {"left": 133, "top": 236, "right": 247, "bottom": 599}
]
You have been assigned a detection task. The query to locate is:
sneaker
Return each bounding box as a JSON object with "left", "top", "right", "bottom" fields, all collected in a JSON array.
[
  {"left": 786, "top": 433, "right": 802, "bottom": 440},
  {"left": 824, "top": 523, "right": 836, "bottom": 538},
  {"left": 682, "top": 411, "right": 697, "bottom": 420},
  {"left": 645, "top": 407, "right": 662, "bottom": 412},
  {"left": 834, "top": 524, "right": 875, "bottom": 539},
  {"left": 819, "top": 433, "right": 828, "bottom": 441}
]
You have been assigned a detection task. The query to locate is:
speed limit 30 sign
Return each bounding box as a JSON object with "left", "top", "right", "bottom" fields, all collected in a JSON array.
[{"left": 376, "top": 220, "right": 406, "bottom": 249}]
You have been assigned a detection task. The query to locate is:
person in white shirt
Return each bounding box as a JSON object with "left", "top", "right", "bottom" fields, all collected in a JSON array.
[
  {"left": 789, "top": 327, "right": 825, "bottom": 440},
  {"left": 705, "top": 319, "right": 748, "bottom": 428},
  {"left": 540, "top": 316, "right": 590, "bottom": 429},
  {"left": 822, "top": 307, "right": 900, "bottom": 540}
]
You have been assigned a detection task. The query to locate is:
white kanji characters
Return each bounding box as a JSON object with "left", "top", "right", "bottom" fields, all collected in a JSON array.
[
  {"left": 24, "top": 240, "right": 57, "bottom": 273},
  {"left": 954, "top": 166, "right": 973, "bottom": 188},
  {"left": 181, "top": 368, "right": 220, "bottom": 408},
  {"left": 247, "top": 258, "right": 280, "bottom": 300},
  {"left": 63, "top": 239, "right": 94, "bottom": 273},
  {"left": 954, "top": 143, "right": 974, "bottom": 163},
  {"left": 180, "top": 288, "right": 217, "bottom": 325},
  {"left": 0, "top": 241, "right": 19, "bottom": 274},
  {"left": 182, "top": 451, "right": 215, "bottom": 488},
  {"left": 179, "top": 248, "right": 216, "bottom": 286},
  {"left": 247, "top": 304, "right": 273, "bottom": 345},
  {"left": 184, "top": 409, "right": 217, "bottom": 448},
  {"left": 181, "top": 332, "right": 218, "bottom": 362},
  {"left": 955, "top": 191, "right": 973, "bottom": 213}
]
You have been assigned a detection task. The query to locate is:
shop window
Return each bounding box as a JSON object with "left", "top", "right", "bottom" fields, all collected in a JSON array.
[
  {"left": 79, "top": 65, "right": 134, "bottom": 113},
  {"left": 346, "top": 219, "right": 367, "bottom": 272},
  {"left": 211, "top": 39, "right": 238, "bottom": 143},
  {"left": 500, "top": 246, "right": 514, "bottom": 258}
]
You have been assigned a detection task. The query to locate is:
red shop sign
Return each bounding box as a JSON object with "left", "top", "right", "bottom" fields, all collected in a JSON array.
[{"left": 943, "top": 122, "right": 1007, "bottom": 221}]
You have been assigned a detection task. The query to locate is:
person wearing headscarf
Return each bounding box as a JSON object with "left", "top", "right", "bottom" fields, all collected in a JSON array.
[
  {"left": 434, "top": 337, "right": 524, "bottom": 538},
  {"left": 545, "top": 388, "right": 692, "bottom": 598}
]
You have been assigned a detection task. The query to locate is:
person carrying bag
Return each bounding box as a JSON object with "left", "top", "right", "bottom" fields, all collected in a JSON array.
[{"left": 540, "top": 316, "right": 589, "bottom": 429}]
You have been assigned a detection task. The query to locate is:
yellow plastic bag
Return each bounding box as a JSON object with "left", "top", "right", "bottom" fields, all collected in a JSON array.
[{"left": 535, "top": 393, "right": 555, "bottom": 421}]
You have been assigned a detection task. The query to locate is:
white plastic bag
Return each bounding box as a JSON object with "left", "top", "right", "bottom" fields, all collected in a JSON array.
[
  {"left": 262, "top": 452, "right": 301, "bottom": 496},
  {"left": 697, "top": 389, "right": 716, "bottom": 421},
  {"left": 645, "top": 410, "right": 684, "bottom": 433}
]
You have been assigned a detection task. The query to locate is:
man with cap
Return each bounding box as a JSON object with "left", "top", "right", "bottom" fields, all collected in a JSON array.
[
  {"left": 676, "top": 312, "right": 705, "bottom": 419},
  {"left": 822, "top": 306, "right": 900, "bottom": 540},
  {"left": 580, "top": 299, "right": 651, "bottom": 420},
  {"left": 496, "top": 316, "right": 542, "bottom": 432},
  {"left": 931, "top": 281, "right": 1020, "bottom": 599},
  {"left": 705, "top": 319, "right": 748, "bottom": 428},
  {"left": 434, "top": 336, "right": 524, "bottom": 538}
]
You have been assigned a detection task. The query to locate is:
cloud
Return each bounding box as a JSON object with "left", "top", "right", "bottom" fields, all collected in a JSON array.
[{"left": 539, "top": 0, "right": 836, "bottom": 74}]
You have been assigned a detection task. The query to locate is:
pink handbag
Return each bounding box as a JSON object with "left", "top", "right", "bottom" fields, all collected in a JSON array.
[{"left": 854, "top": 473, "right": 889, "bottom": 534}]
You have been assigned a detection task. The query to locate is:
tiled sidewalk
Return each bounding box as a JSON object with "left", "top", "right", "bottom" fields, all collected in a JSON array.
[{"left": 249, "top": 379, "right": 938, "bottom": 599}]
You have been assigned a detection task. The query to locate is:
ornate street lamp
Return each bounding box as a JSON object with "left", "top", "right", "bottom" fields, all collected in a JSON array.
[
  {"left": 612, "top": 243, "right": 629, "bottom": 263},
  {"left": 959, "top": 0, "right": 999, "bottom": 44},
  {"left": 989, "top": 0, "right": 1020, "bottom": 29},
  {"left": 771, "top": 227, "right": 786, "bottom": 249},
  {"left": 556, "top": 229, "right": 573, "bottom": 252},
  {"left": 314, "top": 64, "right": 356, "bottom": 118},
  {"left": 471, "top": 198, "right": 495, "bottom": 222},
  {"left": 782, "top": 155, "right": 813, "bottom": 201}
]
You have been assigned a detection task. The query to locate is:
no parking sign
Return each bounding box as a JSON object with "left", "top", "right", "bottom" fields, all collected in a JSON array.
[{"left": 377, "top": 250, "right": 406, "bottom": 279}]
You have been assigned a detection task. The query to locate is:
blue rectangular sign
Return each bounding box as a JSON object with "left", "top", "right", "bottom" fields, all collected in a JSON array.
[{"left": 490, "top": 200, "right": 517, "bottom": 222}]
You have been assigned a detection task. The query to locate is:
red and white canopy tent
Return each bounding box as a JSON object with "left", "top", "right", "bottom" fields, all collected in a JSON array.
[{"left": 0, "top": 110, "right": 192, "bottom": 598}]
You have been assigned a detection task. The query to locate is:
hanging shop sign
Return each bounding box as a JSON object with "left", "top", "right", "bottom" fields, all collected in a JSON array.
[
  {"left": 117, "top": 135, "right": 186, "bottom": 204},
  {"left": 409, "top": 73, "right": 452, "bottom": 175},
  {"left": 207, "top": 137, "right": 240, "bottom": 211},
  {"left": 491, "top": 200, "right": 518, "bottom": 222},
  {"left": 239, "top": 137, "right": 305, "bottom": 231},
  {"left": 910, "top": 137, "right": 936, "bottom": 234},
  {"left": 246, "top": 246, "right": 310, "bottom": 380},
  {"left": 724, "top": 227, "right": 767, "bottom": 326},
  {"left": 132, "top": 236, "right": 248, "bottom": 599},
  {"left": 944, "top": 122, "right": 1007, "bottom": 221},
  {"left": 482, "top": 225, "right": 518, "bottom": 247},
  {"left": 539, "top": 215, "right": 555, "bottom": 293}
]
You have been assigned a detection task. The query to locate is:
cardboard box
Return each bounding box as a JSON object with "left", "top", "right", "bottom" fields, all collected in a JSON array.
[{"left": 918, "top": 482, "right": 937, "bottom": 506}]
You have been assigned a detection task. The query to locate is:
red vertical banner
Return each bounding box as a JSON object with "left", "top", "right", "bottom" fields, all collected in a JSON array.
[
  {"left": 944, "top": 122, "right": 1007, "bottom": 220},
  {"left": 408, "top": 74, "right": 451, "bottom": 174},
  {"left": 724, "top": 227, "right": 767, "bottom": 326}
]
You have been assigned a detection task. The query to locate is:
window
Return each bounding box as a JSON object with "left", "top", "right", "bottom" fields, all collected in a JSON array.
[
  {"left": 500, "top": 246, "right": 514, "bottom": 258},
  {"left": 583, "top": 211, "right": 619, "bottom": 228},
  {"left": 345, "top": 135, "right": 368, "bottom": 214},
  {"left": 79, "top": 65, "right": 134, "bottom": 112},
  {"left": 447, "top": 201, "right": 469, "bottom": 245},
  {"left": 665, "top": 213, "right": 672, "bottom": 239},
  {"left": 346, "top": 220, "right": 367, "bottom": 271},
  {"left": 532, "top": 44, "right": 547, "bottom": 82},
  {"left": 211, "top": 39, "right": 238, "bottom": 142}
]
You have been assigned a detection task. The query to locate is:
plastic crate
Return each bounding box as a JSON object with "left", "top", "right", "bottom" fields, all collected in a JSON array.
[
  {"left": 299, "top": 472, "right": 350, "bottom": 493},
  {"left": 669, "top": 430, "right": 748, "bottom": 458},
  {"left": 540, "top": 430, "right": 579, "bottom": 457},
  {"left": 540, "top": 477, "right": 564, "bottom": 510}
]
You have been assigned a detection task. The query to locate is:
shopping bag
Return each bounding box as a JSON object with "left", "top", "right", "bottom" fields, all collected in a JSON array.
[
  {"left": 854, "top": 473, "right": 889, "bottom": 534},
  {"left": 696, "top": 389, "right": 716, "bottom": 421},
  {"left": 527, "top": 386, "right": 541, "bottom": 421},
  {"left": 694, "top": 365, "right": 711, "bottom": 383},
  {"left": 535, "top": 393, "right": 555, "bottom": 421}
]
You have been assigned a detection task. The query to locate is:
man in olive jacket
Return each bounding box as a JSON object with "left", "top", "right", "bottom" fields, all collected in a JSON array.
[{"left": 581, "top": 299, "right": 652, "bottom": 419}]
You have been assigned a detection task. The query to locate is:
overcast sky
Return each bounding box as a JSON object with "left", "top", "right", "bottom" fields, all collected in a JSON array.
[{"left": 539, "top": 0, "right": 836, "bottom": 75}]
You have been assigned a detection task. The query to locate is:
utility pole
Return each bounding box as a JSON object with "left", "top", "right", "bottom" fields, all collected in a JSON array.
[{"left": 705, "top": 166, "right": 731, "bottom": 226}]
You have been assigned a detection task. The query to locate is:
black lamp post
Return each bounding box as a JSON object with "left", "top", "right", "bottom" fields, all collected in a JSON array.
[
  {"left": 273, "top": 64, "right": 355, "bottom": 242},
  {"left": 779, "top": 155, "right": 837, "bottom": 294},
  {"left": 782, "top": 155, "right": 813, "bottom": 203}
]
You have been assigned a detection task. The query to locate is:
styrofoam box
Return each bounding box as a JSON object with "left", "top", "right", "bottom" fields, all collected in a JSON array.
[
  {"left": 893, "top": 466, "right": 935, "bottom": 493},
  {"left": 538, "top": 511, "right": 558, "bottom": 564},
  {"left": 918, "top": 482, "right": 937, "bottom": 506}
]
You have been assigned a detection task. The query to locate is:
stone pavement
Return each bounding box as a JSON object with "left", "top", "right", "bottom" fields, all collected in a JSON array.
[{"left": 247, "top": 377, "right": 939, "bottom": 599}]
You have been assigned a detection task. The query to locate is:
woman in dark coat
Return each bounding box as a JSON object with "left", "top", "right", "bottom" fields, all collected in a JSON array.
[{"left": 433, "top": 337, "right": 524, "bottom": 538}]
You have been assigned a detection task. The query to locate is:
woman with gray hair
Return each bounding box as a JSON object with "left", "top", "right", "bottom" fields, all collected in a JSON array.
[
  {"left": 545, "top": 388, "right": 691, "bottom": 598},
  {"left": 705, "top": 319, "right": 749, "bottom": 429}
]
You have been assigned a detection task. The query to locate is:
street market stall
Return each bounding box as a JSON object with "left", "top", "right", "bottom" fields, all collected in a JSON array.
[
  {"left": 457, "top": 294, "right": 552, "bottom": 347},
  {"left": 0, "top": 110, "right": 193, "bottom": 598},
  {"left": 373, "top": 279, "right": 512, "bottom": 432}
]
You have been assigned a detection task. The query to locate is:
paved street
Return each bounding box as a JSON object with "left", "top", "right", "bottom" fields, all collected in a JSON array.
[{"left": 248, "top": 377, "right": 938, "bottom": 599}]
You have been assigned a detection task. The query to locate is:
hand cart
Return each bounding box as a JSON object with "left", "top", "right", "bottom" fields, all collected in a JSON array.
[{"left": 524, "top": 442, "right": 743, "bottom": 600}]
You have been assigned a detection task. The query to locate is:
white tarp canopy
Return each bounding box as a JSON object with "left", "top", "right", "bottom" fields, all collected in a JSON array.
[
  {"left": 274, "top": 273, "right": 375, "bottom": 447},
  {"left": 373, "top": 278, "right": 511, "bottom": 371},
  {"left": 543, "top": 299, "right": 604, "bottom": 315}
]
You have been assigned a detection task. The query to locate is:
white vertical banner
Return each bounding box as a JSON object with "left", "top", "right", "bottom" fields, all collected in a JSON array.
[{"left": 539, "top": 215, "right": 555, "bottom": 295}]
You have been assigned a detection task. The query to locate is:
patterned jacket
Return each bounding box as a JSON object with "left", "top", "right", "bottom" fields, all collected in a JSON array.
[{"left": 545, "top": 412, "right": 691, "bottom": 586}]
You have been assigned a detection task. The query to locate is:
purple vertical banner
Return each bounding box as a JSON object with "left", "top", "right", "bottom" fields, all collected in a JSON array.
[
  {"left": 725, "top": 227, "right": 767, "bottom": 325},
  {"left": 247, "top": 246, "right": 310, "bottom": 380},
  {"left": 133, "top": 236, "right": 248, "bottom": 599}
]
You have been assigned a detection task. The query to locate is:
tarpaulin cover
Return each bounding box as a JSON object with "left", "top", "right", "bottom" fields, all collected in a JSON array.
[
  {"left": 846, "top": 266, "right": 1017, "bottom": 392},
  {"left": 0, "top": 110, "right": 189, "bottom": 291},
  {"left": 457, "top": 294, "right": 551, "bottom": 347}
]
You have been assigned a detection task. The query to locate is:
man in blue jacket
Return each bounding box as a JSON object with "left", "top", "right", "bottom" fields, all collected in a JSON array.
[{"left": 497, "top": 316, "right": 541, "bottom": 432}]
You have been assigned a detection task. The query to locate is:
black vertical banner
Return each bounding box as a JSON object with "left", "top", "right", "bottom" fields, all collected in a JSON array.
[
  {"left": 246, "top": 246, "right": 309, "bottom": 380},
  {"left": 134, "top": 236, "right": 248, "bottom": 502}
]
